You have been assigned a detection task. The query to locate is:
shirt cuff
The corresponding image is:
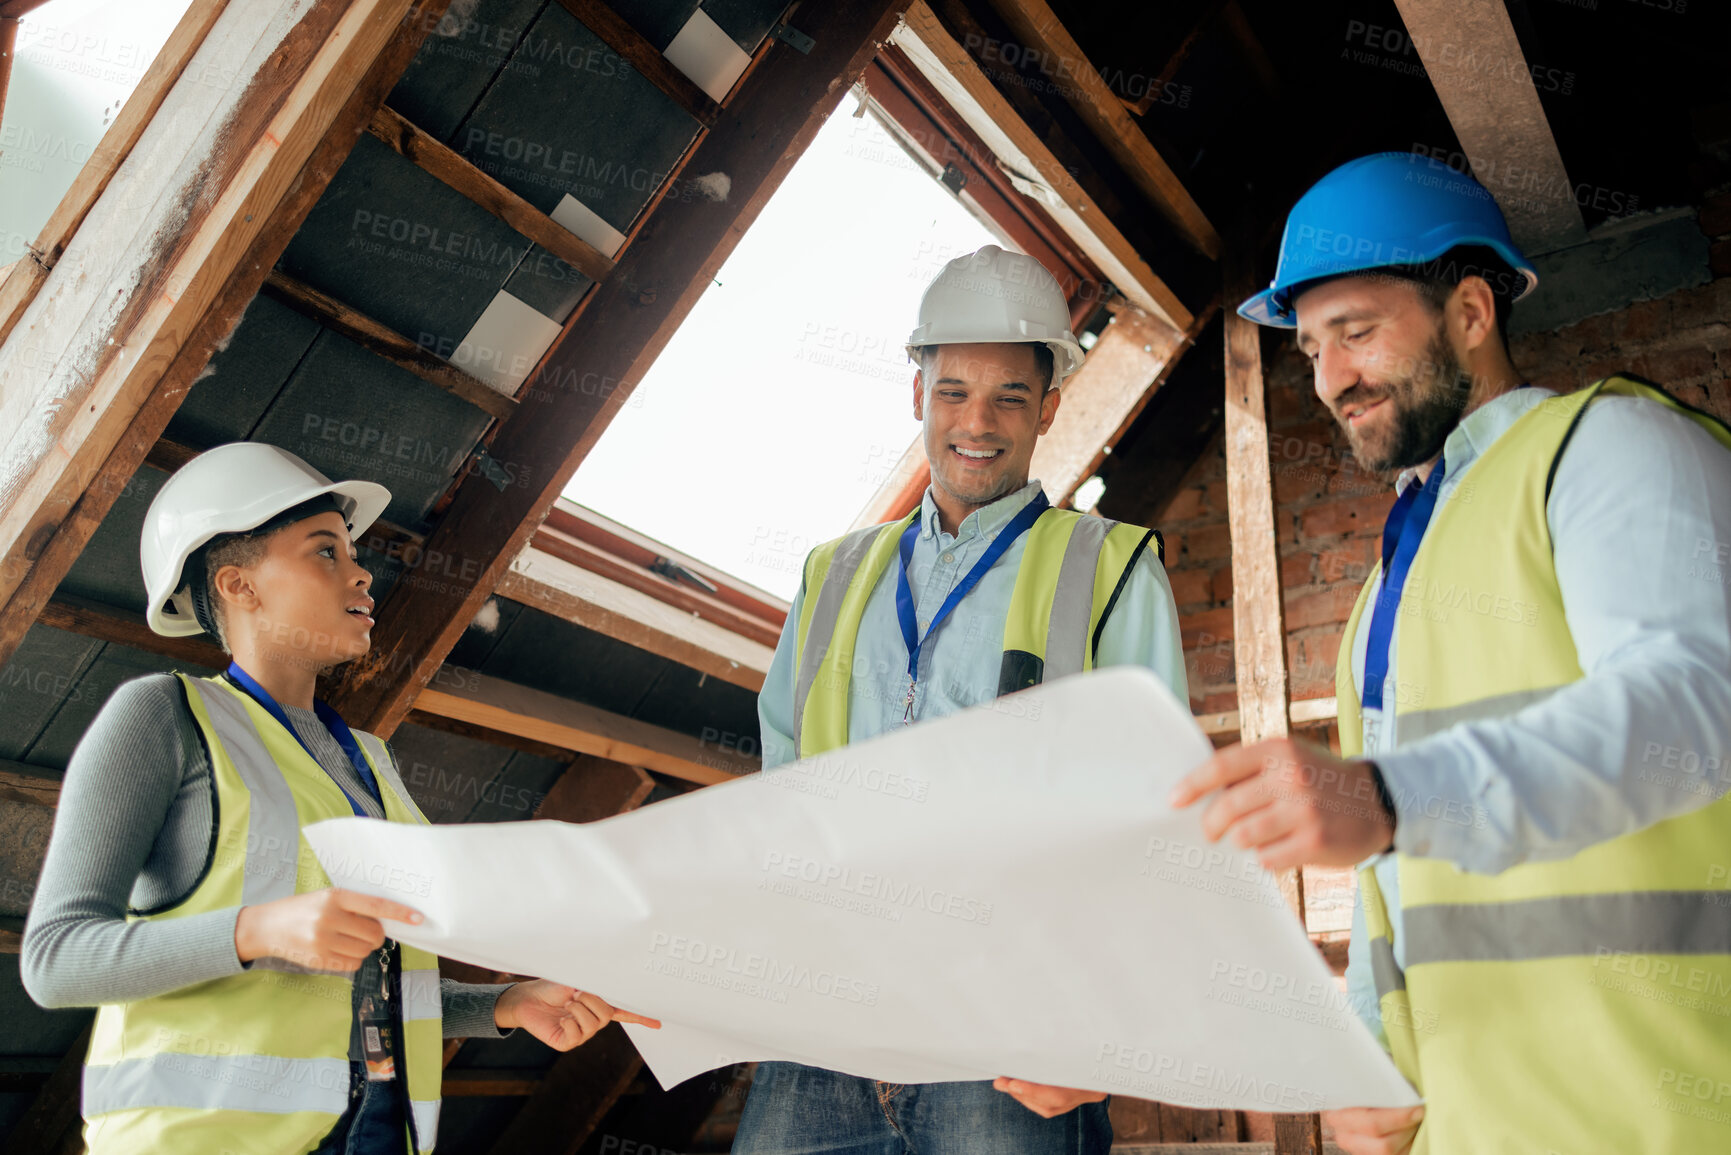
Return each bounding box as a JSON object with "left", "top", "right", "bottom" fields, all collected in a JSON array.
[
  {"left": 1379, "top": 739, "right": 1506, "bottom": 872},
  {"left": 440, "top": 980, "right": 516, "bottom": 1040}
]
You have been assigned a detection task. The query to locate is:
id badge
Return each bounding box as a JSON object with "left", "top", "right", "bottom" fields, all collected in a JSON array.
[{"left": 359, "top": 989, "right": 397, "bottom": 1082}]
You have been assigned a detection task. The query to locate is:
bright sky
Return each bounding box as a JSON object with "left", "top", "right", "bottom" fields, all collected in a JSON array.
[
  {"left": 564, "top": 102, "right": 999, "bottom": 600},
  {"left": 0, "top": 0, "right": 192, "bottom": 263}
]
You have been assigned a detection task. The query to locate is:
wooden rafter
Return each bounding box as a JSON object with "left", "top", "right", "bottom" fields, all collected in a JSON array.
[
  {"left": 261, "top": 270, "right": 518, "bottom": 420},
  {"left": 1123, "top": 0, "right": 1224, "bottom": 116},
  {"left": 365, "top": 105, "right": 615, "bottom": 283},
  {"left": 414, "top": 673, "right": 752, "bottom": 786},
  {"left": 891, "top": 1, "right": 1192, "bottom": 329},
  {"left": 1392, "top": 0, "right": 1586, "bottom": 254},
  {"left": 0, "top": 0, "right": 461, "bottom": 673},
  {"left": 328, "top": 0, "right": 914, "bottom": 736},
  {"left": 555, "top": 0, "right": 723, "bottom": 126},
  {"left": 1026, "top": 301, "right": 1188, "bottom": 508},
  {"left": 983, "top": 0, "right": 1221, "bottom": 259},
  {"left": 1222, "top": 234, "right": 1320, "bottom": 1155}
]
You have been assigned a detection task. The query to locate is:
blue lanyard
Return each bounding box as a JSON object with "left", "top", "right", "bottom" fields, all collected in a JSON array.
[
  {"left": 1361, "top": 454, "right": 1448, "bottom": 713},
  {"left": 894, "top": 493, "right": 1049, "bottom": 719},
  {"left": 224, "top": 662, "right": 382, "bottom": 817}
]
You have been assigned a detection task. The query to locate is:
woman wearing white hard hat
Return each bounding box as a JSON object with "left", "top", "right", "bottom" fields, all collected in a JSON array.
[{"left": 22, "top": 442, "right": 658, "bottom": 1154}]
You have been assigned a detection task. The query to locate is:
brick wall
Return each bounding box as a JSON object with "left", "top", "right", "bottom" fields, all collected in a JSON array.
[{"left": 1161, "top": 189, "right": 1731, "bottom": 718}]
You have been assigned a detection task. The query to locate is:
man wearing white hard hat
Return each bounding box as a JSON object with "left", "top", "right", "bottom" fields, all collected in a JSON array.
[
  {"left": 1169, "top": 152, "right": 1731, "bottom": 1153},
  {"left": 734, "top": 246, "right": 1187, "bottom": 1153},
  {"left": 22, "top": 443, "right": 658, "bottom": 1154}
]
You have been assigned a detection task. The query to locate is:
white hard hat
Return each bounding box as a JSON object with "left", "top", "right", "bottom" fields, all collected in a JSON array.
[
  {"left": 141, "top": 442, "right": 391, "bottom": 637},
  {"left": 905, "top": 245, "right": 1086, "bottom": 386}
]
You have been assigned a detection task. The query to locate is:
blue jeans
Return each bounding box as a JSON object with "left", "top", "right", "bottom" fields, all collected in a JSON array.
[
  {"left": 312, "top": 1062, "right": 407, "bottom": 1155},
  {"left": 733, "top": 1062, "right": 1112, "bottom": 1154}
]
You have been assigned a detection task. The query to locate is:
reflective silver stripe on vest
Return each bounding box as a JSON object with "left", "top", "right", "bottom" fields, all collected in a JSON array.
[
  {"left": 1404, "top": 892, "right": 1731, "bottom": 966},
  {"left": 793, "top": 524, "right": 890, "bottom": 753},
  {"left": 402, "top": 967, "right": 442, "bottom": 1022},
  {"left": 354, "top": 730, "right": 418, "bottom": 820},
  {"left": 1041, "top": 516, "right": 1110, "bottom": 681},
  {"left": 83, "top": 1053, "right": 349, "bottom": 1118},
  {"left": 185, "top": 679, "right": 302, "bottom": 908},
  {"left": 1393, "top": 685, "right": 1561, "bottom": 746},
  {"left": 1369, "top": 935, "right": 1406, "bottom": 996},
  {"left": 412, "top": 1098, "right": 440, "bottom": 1149}
]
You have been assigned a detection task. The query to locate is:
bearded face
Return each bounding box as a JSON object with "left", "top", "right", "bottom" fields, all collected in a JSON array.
[{"left": 1330, "top": 326, "right": 1471, "bottom": 473}]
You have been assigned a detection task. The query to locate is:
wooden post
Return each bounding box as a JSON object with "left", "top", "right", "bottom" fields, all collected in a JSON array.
[{"left": 1222, "top": 235, "right": 1321, "bottom": 1155}]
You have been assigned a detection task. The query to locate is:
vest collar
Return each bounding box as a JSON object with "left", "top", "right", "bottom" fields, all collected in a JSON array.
[
  {"left": 918, "top": 478, "right": 1047, "bottom": 544},
  {"left": 1391, "top": 385, "right": 1556, "bottom": 497}
]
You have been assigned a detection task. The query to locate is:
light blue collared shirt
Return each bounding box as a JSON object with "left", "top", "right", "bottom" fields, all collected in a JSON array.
[
  {"left": 1345, "top": 386, "right": 1731, "bottom": 1041},
  {"left": 757, "top": 480, "right": 1188, "bottom": 770}
]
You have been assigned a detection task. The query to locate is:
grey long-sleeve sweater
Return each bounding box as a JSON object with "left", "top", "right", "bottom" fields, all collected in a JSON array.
[{"left": 20, "top": 673, "right": 509, "bottom": 1042}]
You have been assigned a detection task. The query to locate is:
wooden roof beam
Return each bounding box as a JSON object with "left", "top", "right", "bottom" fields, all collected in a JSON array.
[
  {"left": 1027, "top": 300, "right": 1205, "bottom": 509},
  {"left": 982, "top": 0, "right": 1220, "bottom": 260},
  {"left": 366, "top": 104, "right": 615, "bottom": 283},
  {"left": 262, "top": 270, "right": 518, "bottom": 421},
  {"left": 328, "top": 0, "right": 913, "bottom": 736},
  {"left": 1392, "top": 0, "right": 1587, "bottom": 254},
  {"left": 891, "top": 2, "right": 1192, "bottom": 329},
  {"left": 413, "top": 672, "right": 752, "bottom": 786}
]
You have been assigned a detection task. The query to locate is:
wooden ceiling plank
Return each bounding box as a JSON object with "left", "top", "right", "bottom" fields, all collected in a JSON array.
[
  {"left": 1392, "top": 0, "right": 1587, "bottom": 254},
  {"left": 0, "top": 0, "right": 460, "bottom": 672},
  {"left": 983, "top": 0, "right": 1220, "bottom": 259},
  {"left": 262, "top": 270, "right": 517, "bottom": 421},
  {"left": 892, "top": 2, "right": 1192, "bottom": 330},
  {"left": 414, "top": 672, "right": 752, "bottom": 786},
  {"left": 366, "top": 104, "right": 615, "bottom": 283},
  {"left": 555, "top": 0, "right": 723, "bottom": 126},
  {"left": 328, "top": 0, "right": 913, "bottom": 736}
]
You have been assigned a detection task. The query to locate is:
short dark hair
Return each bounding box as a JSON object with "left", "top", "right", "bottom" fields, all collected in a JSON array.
[
  {"left": 913, "top": 342, "right": 1055, "bottom": 392},
  {"left": 1373, "top": 245, "right": 1521, "bottom": 352}
]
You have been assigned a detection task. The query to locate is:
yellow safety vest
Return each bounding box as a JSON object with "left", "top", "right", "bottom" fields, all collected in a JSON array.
[
  {"left": 1336, "top": 376, "right": 1731, "bottom": 1154},
  {"left": 793, "top": 506, "right": 1160, "bottom": 756},
  {"left": 81, "top": 674, "right": 445, "bottom": 1154}
]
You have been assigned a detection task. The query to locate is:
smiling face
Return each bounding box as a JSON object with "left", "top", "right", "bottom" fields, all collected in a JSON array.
[
  {"left": 1294, "top": 275, "right": 1470, "bottom": 474},
  {"left": 212, "top": 510, "right": 375, "bottom": 668},
  {"left": 913, "top": 342, "right": 1059, "bottom": 521}
]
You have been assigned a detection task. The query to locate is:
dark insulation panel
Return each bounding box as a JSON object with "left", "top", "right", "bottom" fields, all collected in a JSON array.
[
  {"left": 57, "top": 464, "right": 172, "bottom": 616},
  {"left": 23, "top": 645, "right": 218, "bottom": 772},
  {"left": 248, "top": 329, "right": 493, "bottom": 527},
  {"left": 387, "top": 0, "right": 553, "bottom": 144},
  {"left": 387, "top": 721, "right": 568, "bottom": 825},
  {"left": 0, "top": 625, "right": 106, "bottom": 764},
  {"left": 607, "top": 0, "right": 701, "bottom": 50},
  {"left": 453, "top": 4, "right": 699, "bottom": 229},
  {"left": 701, "top": 0, "right": 788, "bottom": 53},
  {"left": 165, "top": 293, "right": 323, "bottom": 448},
  {"left": 280, "top": 133, "right": 530, "bottom": 357}
]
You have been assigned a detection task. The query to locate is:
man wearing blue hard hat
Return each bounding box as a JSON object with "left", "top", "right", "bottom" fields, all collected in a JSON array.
[{"left": 1170, "top": 152, "right": 1731, "bottom": 1153}]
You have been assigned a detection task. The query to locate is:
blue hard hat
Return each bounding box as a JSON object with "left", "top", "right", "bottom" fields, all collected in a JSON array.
[{"left": 1237, "top": 152, "right": 1538, "bottom": 329}]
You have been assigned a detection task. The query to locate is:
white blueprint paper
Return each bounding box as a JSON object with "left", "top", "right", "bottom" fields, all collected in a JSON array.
[{"left": 305, "top": 667, "right": 1418, "bottom": 1111}]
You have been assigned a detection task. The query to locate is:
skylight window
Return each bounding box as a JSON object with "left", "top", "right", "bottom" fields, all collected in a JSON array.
[{"left": 563, "top": 98, "right": 999, "bottom": 600}]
